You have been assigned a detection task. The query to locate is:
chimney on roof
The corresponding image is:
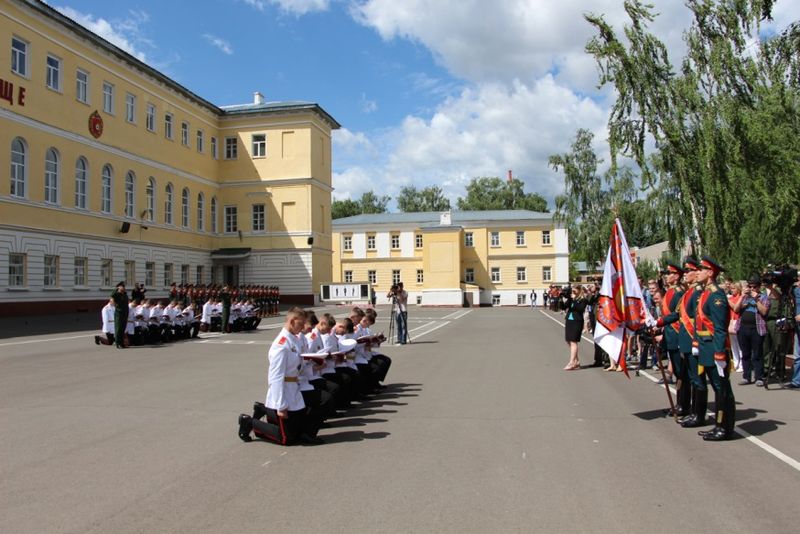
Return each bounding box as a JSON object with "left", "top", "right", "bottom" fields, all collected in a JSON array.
[{"left": 254, "top": 91, "right": 265, "bottom": 105}]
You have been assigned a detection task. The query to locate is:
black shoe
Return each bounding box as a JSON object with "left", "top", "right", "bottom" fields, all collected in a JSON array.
[
  {"left": 94, "top": 335, "right": 100, "bottom": 345},
  {"left": 252, "top": 401, "right": 268, "bottom": 420},
  {"left": 238, "top": 414, "right": 253, "bottom": 442},
  {"left": 786, "top": 383, "right": 800, "bottom": 389},
  {"left": 679, "top": 414, "right": 699, "bottom": 427},
  {"left": 299, "top": 433, "right": 324, "bottom": 445},
  {"left": 703, "top": 427, "right": 733, "bottom": 441},
  {"left": 697, "top": 428, "right": 716, "bottom": 437}
]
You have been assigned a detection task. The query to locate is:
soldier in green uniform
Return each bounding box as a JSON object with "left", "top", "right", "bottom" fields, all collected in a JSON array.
[
  {"left": 655, "top": 262, "right": 688, "bottom": 415},
  {"left": 111, "top": 281, "right": 129, "bottom": 349},
  {"left": 221, "top": 284, "right": 232, "bottom": 333},
  {"left": 693, "top": 256, "right": 735, "bottom": 441}
]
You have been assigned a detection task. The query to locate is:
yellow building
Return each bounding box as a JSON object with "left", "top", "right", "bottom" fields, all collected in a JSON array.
[
  {"left": 0, "top": 0, "right": 339, "bottom": 314},
  {"left": 332, "top": 210, "right": 569, "bottom": 306}
]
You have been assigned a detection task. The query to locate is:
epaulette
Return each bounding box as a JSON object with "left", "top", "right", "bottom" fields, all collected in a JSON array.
[{"left": 278, "top": 336, "right": 287, "bottom": 345}]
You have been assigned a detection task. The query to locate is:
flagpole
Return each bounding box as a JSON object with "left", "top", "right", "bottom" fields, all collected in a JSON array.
[{"left": 653, "top": 343, "right": 677, "bottom": 421}]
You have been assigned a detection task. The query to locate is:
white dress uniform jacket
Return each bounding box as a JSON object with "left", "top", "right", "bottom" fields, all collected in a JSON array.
[
  {"left": 101, "top": 303, "right": 115, "bottom": 333},
  {"left": 297, "top": 332, "right": 315, "bottom": 392},
  {"left": 265, "top": 328, "right": 306, "bottom": 412},
  {"left": 320, "top": 332, "right": 339, "bottom": 376}
]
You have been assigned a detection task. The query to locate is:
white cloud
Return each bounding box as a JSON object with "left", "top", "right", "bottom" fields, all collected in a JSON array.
[
  {"left": 55, "top": 6, "right": 150, "bottom": 62},
  {"left": 243, "top": 0, "right": 330, "bottom": 16},
  {"left": 360, "top": 93, "right": 378, "bottom": 113},
  {"left": 202, "top": 34, "right": 234, "bottom": 55}
]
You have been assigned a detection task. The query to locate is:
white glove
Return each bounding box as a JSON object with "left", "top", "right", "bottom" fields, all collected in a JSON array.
[
  {"left": 645, "top": 316, "right": 656, "bottom": 328},
  {"left": 691, "top": 346, "right": 699, "bottom": 356},
  {"left": 715, "top": 359, "right": 726, "bottom": 377}
]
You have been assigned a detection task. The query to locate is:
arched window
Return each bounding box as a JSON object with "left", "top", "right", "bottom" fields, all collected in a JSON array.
[
  {"left": 44, "top": 148, "right": 59, "bottom": 204},
  {"left": 145, "top": 177, "right": 155, "bottom": 221},
  {"left": 10, "top": 137, "right": 27, "bottom": 198},
  {"left": 101, "top": 165, "right": 113, "bottom": 213},
  {"left": 164, "top": 183, "right": 173, "bottom": 224},
  {"left": 124, "top": 171, "right": 136, "bottom": 218},
  {"left": 197, "top": 193, "right": 205, "bottom": 231},
  {"left": 210, "top": 196, "right": 218, "bottom": 233},
  {"left": 181, "top": 187, "right": 190, "bottom": 227},
  {"left": 74, "top": 157, "right": 87, "bottom": 209}
]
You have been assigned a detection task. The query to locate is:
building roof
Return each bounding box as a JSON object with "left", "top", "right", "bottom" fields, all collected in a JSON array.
[
  {"left": 333, "top": 210, "right": 552, "bottom": 227},
  {"left": 21, "top": 0, "right": 339, "bottom": 127}
]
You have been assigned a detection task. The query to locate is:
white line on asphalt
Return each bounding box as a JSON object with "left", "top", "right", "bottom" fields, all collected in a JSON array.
[
  {"left": 442, "top": 309, "right": 466, "bottom": 320},
  {"left": 262, "top": 461, "right": 271, "bottom": 467},
  {"left": 0, "top": 334, "right": 92, "bottom": 347},
  {"left": 409, "top": 320, "right": 452, "bottom": 340},
  {"left": 409, "top": 321, "right": 436, "bottom": 333},
  {"left": 539, "top": 309, "right": 800, "bottom": 473}
]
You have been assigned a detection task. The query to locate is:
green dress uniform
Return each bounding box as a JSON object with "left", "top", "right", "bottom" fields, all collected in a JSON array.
[
  {"left": 111, "top": 284, "right": 129, "bottom": 348},
  {"left": 657, "top": 284, "right": 687, "bottom": 413},
  {"left": 694, "top": 281, "right": 735, "bottom": 440}
]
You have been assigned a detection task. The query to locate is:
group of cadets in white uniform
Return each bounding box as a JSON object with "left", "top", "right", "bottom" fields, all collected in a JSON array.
[
  {"left": 237, "top": 306, "right": 392, "bottom": 446},
  {"left": 94, "top": 298, "right": 261, "bottom": 347}
]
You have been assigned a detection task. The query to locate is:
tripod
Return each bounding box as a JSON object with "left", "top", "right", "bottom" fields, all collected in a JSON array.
[
  {"left": 388, "top": 295, "right": 411, "bottom": 345},
  {"left": 764, "top": 291, "right": 795, "bottom": 389}
]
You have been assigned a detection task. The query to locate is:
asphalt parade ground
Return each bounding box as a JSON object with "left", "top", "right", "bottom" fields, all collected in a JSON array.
[{"left": 1, "top": 306, "right": 798, "bottom": 534}]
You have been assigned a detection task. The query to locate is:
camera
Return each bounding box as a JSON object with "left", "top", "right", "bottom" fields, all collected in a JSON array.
[{"left": 761, "top": 265, "right": 798, "bottom": 293}]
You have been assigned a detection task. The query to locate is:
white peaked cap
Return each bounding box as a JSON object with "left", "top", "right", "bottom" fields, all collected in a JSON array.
[{"left": 338, "top": 338, "right": 357, "bottom": 352}]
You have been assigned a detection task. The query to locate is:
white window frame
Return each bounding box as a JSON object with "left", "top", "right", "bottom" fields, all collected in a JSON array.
[
  {"left": 542, "top": 266, "right": 552, "bottom": 282},
  {"left": 146, "top": 103, "right": 156, "bottom": 132},
  {"left": 125, "top": 92, "right": 136, "bottom": 123},
  {"left": 343, "top": 235, "right": 352, "bottom": 251},
  {"left": 74, "top": 257, "right": 87, "bottom": 287},
  {"left": 392, "top": 270, "right": 401, "bottom": 285},
  {"left": 391, "top": 234, "right": 400, "bottom": 249},
  {"left": 9, "top": 253, "right": 26, "bottom": 287},
  {"left": 76, "top": 69, "right": 89, "bottom": 103},
  {"left": 465, "top": 232, "right": 474, "bottom": 247},
  {"left": 224, "top": 137, "right": 238, "bottom": 159},
  {"left": 211, "top": 136, "right": 218, "bottom": 159},
  {"left": 492, "top": 294, "right": 501, "bottom": 306},
  {"left": 164, "top": 113, "right": 174, "bottom": 139},
  {"left": 101, "top": 165, "right": 112, "bottom": 213},
  {"left": 124, "top": 171, "right": 136, "bottom": 218},
  {"left": 224, "top": 206, "right": 238, "bottom": 233},
  {"left": 344, "top": 270, "right": 353, "bottom": 283},
  {"left": 44, "top": 148, "right": 59, "bottom": 205},
  {"left": 11, "top": 37, "right": 29, "bottom": 77},
  {"left": 164, "top": 183, "right": 174, "bottom": 224},
  {"left": 516, "top": 231, "right": 526, "bottom": 246},
  {"left": 145, "top": 262, "right": 155, "bottom": 287},
  {"left": 252, "top": 203, "right": 265, "bottom": 232},
  {"left": 10, "top": 137, "right": 27, "bottom": 198},
  {"left": 72, "top": 157, "right": 86, "bottom": 209},
  {"left": 197, "top": 193, "right": 205, "bottom": 231},
  {"left": 517, "top": 294, "right": 527, "bottom": 305},
  {"left": 181, "top": 188, "right": 190, "bottom": 228},
  {"left": 181, "top": 122, "right": 189, "bottom": 146},
  {"left": 125, "top": 260, "right": 136, "bottom": 287},
  {"left": 145, "top": 177, "right": 155, "bottom": 221},
  {"left": 252, "top": 134, "right": 266, "bottom": 158},
  {"left": 367, "top": 235, "right": 376, "bottom": 250},
  {"left": 101, "top": 258, "right": 113, "bottom": 287},
  {"left": 45, "top": 54, "right": 62, "bottom": 92},
  {"left": 516, "top": 266, "right": 527, "bottom": 282},
  {"left": 542, "top": 230, "right": 551, "bottom": 245},
  {"left": 490, "top": 231, "right": 500, "bottom": 247},
  {"left": 181, "top": 264, "right": 190, "bottom": 285},
  {"left": 102, "top": 81, "right": 114, "bottom": 114},
  {"left": 415, "top": 234, "right": 423, "bottom": 249},
  {"left": 196, "top": 265, "right": 204, "bottom": 285},
  {"left": 210, "top": 197, "right": 218, "bottom": 233},
  {"left": 368, "top": 270, "right": 376, "bottom": 284},
  {"left": 491, "top": 267, "right": 501, "bottom": 283},
  {"left": 465, "top": 268, "right": 474, "bottom": 283},
  {"left": 196, "top": 129, "right": 204, "bottom": 153},
  {"left": 416, "top": 269, "right": 424, "bottom": 284},
  {"left": 163, "top": 263, "right": 173, "bottom": 287}
]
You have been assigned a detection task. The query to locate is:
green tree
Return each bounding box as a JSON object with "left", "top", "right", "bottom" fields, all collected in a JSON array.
[
  {"left": 331, "top": 191, "right": 391, "bottom": 219},
  {"left": 456, "top": 177, "right": 548, "bottom": 211},
  {"left": 584, "top": 0, "right": 800, "bottom": 279},
  {"left": 397, "top": 185, "right": 452, "bottom": 212}
]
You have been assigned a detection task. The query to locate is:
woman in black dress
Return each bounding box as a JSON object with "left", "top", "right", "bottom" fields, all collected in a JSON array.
[{"left": 564, "top": 285, "right": 587, "bottom": 370}]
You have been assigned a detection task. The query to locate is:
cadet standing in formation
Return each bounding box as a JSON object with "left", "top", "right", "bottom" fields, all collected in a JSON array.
[
  {"left": 655, "top": 262, "right": 688, "bottom": 415},
  {"left": 111, "top": 282, "right": 129, "bottom": 349}
]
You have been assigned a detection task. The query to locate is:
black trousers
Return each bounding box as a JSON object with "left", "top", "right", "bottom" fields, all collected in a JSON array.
[
  {"left": 321, "top": 372, "right": 352, "bottom": 409},
  {"left": 252, "top": 408, "right": 306, "bottom": 445},
  {"left": 370, "top": 354, "right": 392, "bottom": 383}
]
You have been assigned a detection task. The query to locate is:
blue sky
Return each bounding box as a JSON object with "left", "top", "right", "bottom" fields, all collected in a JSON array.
[{"left": 48, "top": 0, "right": 798, "bottom": 210}]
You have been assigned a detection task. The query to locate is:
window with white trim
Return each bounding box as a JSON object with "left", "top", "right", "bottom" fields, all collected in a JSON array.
[
  {"left": 181, "top": 264, "right": 189, "bottom": 285},
  {"left": 164, "top": 183, "right": 174, "bottom": 224},
  {"left": 125, "top": 260, "right": 136, "bottom": 287},
  {"left": 163, "top": 263, "right": 173, "bottom": 287},
  {"left": 392, "top": 270, "right": 401, "bottom": 285},
  {"left": 252, "top": 134, "right": 266, "bottom": 158},
  {"left": 465, "top": 268, "right": 474, "bottom": 283},
  {"left": 196, "top": 130, "right": 204, "bottom": 153},
  {"left": 125, "top": 93, "right": 136, "bottom": 123},
  {"left": 492, "top": 294, "right": 501, "bottom": 306},
  {"left": 181, "top": 122, "right": 189, "bottom": 146},
  {"left": 490, "top": 232, "right": 500, "bottom": 247},
  {"left": 101, "top": 165, "right": 112, "bottom": 213},
  {"left": 44, "top": 255, "right": 59, "bottom": 287},
  {"left": 164, "top": 113, "right": 173, "bottom": 139},
  {"left": 11, "top": 37, "right": 28, "bottom": 77},
  {"left": 367, "top": 235, "right": 376, "bottom": 250},
  {"left": 252, "top": 203, "right": 265, "bottom": 232},
  {"left": 196, "top": 265, "right": 204, "bottom": 285},
  {"left": 343, "top": 235, "right": 352, "bottom": 251},
  {"left": 391, "top": 234, "right": 400, "bottom": 249},
  {"left": 146, "top": 103, "right": 155, "bottom": 131},
  {"left": 344, "top": 270, "right": 353, "bottom": 283},
  {"left": 102, "top": 81, "right": 114, "bottom": 114},
  {"left": 517, "top": 294, "right": 527, "bottom": 305},
  {"left": 181, "top": 188, "right": 190, "bottom": 228},
  {"left": 225, "top": 137, "right": 238, "bottom": 159},
  {"left": 197, "top": 193, "right": 205, "bottom": 231},
  {"left": 224, "top": 206, "right": 238, "bottom": 233},
  {"left": 101, "top": 258, "right": 113, "bottom": 287},
  {"left": 211, "top": 136, "right": 218, "bottom": 159},
  {"left": 124, "top": 171, "right": 135, "bottom": 218},
  {"left": 416, "top": 269, "right": 424, "bottom": 284},
  {"left": 11, "top": 137, "right": 27, "bottom": 198},
  {"left": 491, "top": 267, "right": 501, "bottom": 283},
  {"left": 145, "top": 177, "right": 155, "bottom": 221},
  {"left": 44, "top": 148, "right": 59, "bottom": 204},
  {"left": 368, "top": 270, "right": 376, "bottom": 284},
  {"left": 516, "top": 231, "right": 526, "bottom": 246},
  {"left": 542, "top": 230, "right": 551, "bottom": 245},
  {"left": 210, "top": 197, "right": 218, "bottom": 233},
  {"left": 465, "top": 232, "right": 473, "bottom": 247},
  {"left": 74, "top": 257, "right": 87, "bottom": 286},
  {"left": 9, "top": 253, "right": 26, "bottom": 287},
  {"left": 516, "top": 266, "right": 527, "bottom": 282},
  {"left": 76, "top": 69, "right": 89, "bottom": 103},
  {"left": 542, "top": 265, "right": 552, "bottom": 282},
  {"left": 74, "top": 157, "right": 87, "bottom": 209},
  {"left": 415, "top": 234, "right": 423, "bottom": 248},
  {"left": 46, "top": 55, "right": 61, "bottom": 91},
  {"left": 145, "top": 262, "right": 155, "bottom": 287}
]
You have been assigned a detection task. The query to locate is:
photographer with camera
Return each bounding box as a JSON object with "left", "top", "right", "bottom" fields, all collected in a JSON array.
[
  {"left": 733, "top": 275, "right": 769, "bottom": 386},
  {"left": 387, "top": 282, "right": 409, "bottom": 344}
]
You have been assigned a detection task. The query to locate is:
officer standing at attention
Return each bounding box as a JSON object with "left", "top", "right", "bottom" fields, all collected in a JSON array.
[
  {"left": 221, "top": 285, "right": 232, "bottom": 333},
  {"left": 655, "top": 262, "right": 687, "bottom": 415},
  {"left": 676, "top": 257, "right": 706, "bottom": 428},
  {"left": 693, "top": 257, "right": 735, "bottom": 441},
  {"left": 111, "top": 282, "right": 129, "bottom": 349}
]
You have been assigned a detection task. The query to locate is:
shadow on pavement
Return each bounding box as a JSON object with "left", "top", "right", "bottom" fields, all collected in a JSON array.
[
  {"left": 737, "top": 418, "right": 786, "bottom": 437},
  {"left": 321, "top": 430, "right": 391, "bottom": 443}
]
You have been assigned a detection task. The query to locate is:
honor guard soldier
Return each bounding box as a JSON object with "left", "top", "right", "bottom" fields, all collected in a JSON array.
[
  {"left": 693, "top": 256, "right": 736, "bottom": 441},
  {"left": 111, "top": 282, "right": 129, "bottom": 349},
  {"left": 675, "top": 257, "right": 707, "bottom": 427},
  {"left": 655, "top": 262, "right": 688, "bottom": 415}
]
